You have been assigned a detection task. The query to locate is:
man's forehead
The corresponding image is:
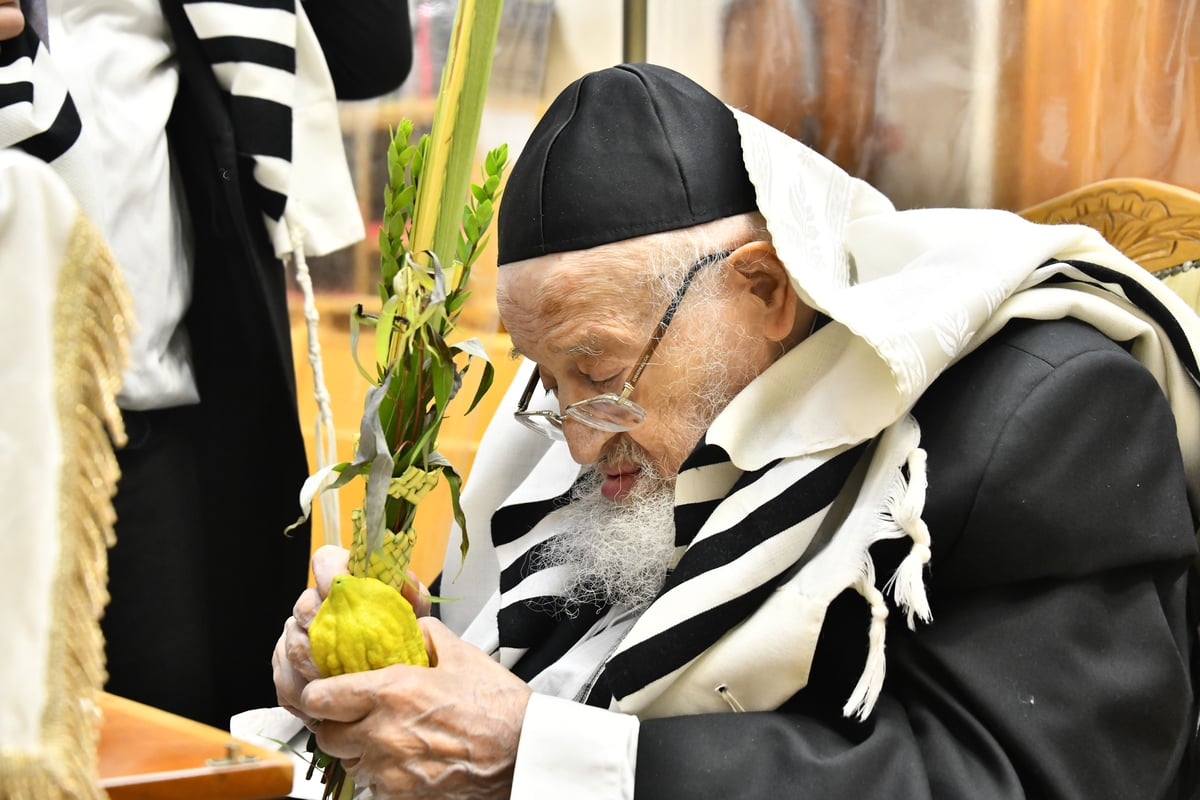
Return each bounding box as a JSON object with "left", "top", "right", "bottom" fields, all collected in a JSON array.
[
  {"left": 509, "top": 318, "right": 643, "bottom": 368},
  {"left": 499, "top": 245, "right": 649, "bottom": 309},
  {"left": 500, "top": 252, "right": 648, "bottom": 355}
]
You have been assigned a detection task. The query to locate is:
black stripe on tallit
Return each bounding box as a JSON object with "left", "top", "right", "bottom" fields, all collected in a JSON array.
[
  {"left": 198, "top": 36, "right": 295, "bottom": 72},
  {"left": 506, "top": 601, "right": 610, "bottom": 682},
  {"left": 0, "top": 32, "right": 80, "bottom": 161},
  {"left": 666, "top": 444, "right": 866, "bottom": 590},
  {"left": 493, "top": 479, "right": 580, "bottom": 640},
  {"left": 584, "top": 675, "right": 615, "bottom": 708},
  {"left": 672, "top": 498, "right": 722, "bottom": 548},
  {"left": 0, "top": 27, "right": 37, "bottom": 68},
  {"left": 1045, "top": 259, "right": 1200, "bottom": 379},
  {"left": 497, "top": 595, "right": 565, "bottom": 652},
  {"left": 603, "top": 443, "right": 867, "bottom": 700},
  {"left": 498, "top": 541, "right": 547, "bottom": 596},
  {"left": 0, "top": 81, "right": 32, "bottom": 109},
  {"left": 673, "top": 439, "right": 737, "bottom": 548},
  {"left": 228, "top": 95, "right": 292, "bottom": 160},
  {"left": 492, "top": 481, "right": 579, "bottom": 548},
  {"left": 677, "top": 437, "right": 733, "bottom": 471},
  {"left": 605, "top": 581, "right": 778, "bottom": 702},
  {"left": 17, "top": 94, "right": 82, "bottom": 164}
]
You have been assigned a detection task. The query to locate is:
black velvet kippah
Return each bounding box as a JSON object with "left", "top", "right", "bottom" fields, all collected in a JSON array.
[{"left": 497, "top": 63, "right": 759, "bottom": 265}]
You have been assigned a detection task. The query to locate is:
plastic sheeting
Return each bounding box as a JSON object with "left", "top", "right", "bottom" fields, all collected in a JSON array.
[{"left": 718, "top": 0, "right": 1199, "bottom": 211}]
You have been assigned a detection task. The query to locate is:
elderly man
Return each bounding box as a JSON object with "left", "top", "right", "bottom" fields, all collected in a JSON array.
[{"left": 274, "top": 64, "right": 1200, "bottom": 798}]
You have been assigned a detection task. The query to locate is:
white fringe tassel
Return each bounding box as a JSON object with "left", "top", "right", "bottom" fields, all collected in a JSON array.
[
  {"left": 883, "top": 447, "right": 933, "bottom": 629},
  {"left": 843, "top": 556, "right": 890, "bottom": 721},
  {"left": 845, "top": 425, "right": 934, "bottom": 721},
  {"left": 289, "top": 225, "right": 341, "bottom": 546}
]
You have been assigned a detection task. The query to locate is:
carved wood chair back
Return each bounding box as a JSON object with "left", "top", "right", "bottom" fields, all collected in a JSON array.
[{"left": 1018, "top": 178, "right": 1200, "bottom": 310}]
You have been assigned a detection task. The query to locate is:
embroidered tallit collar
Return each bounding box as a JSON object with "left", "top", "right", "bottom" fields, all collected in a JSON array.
[{"left": 705, "top": 319, "right": 885, "bottom": 470}]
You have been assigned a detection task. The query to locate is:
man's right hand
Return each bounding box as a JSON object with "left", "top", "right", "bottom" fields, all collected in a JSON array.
[
  {"left": 273, "top": 545, "right": 349, "bottom": 727},
  {"left": 272, "top": 544, "right": 434, "bottom": 726}
]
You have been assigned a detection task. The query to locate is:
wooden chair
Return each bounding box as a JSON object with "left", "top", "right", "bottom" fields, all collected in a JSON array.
[{"left": 1018, "top": 177, "right": 1200, "bottom": 310}]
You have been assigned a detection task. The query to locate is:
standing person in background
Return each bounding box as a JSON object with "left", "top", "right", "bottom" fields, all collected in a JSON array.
[{"left": 0, "top": 0, "right": 412, "bottom": 729}]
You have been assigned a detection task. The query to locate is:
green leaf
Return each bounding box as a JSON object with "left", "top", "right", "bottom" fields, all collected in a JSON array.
[
  {"left": 451, "top": 335, "right": 491, "bottom": 362},
  {"left": 386, "top": 141, "right": 403, "bottom": 187},
  {"left": 347, "top": 306, "right": 377, "bottom": 382},
  {"left": 439, "top": 460, "right": 470, "bottom": 573},
  {"left": 476, "top": 198, "right": 494, "bottom": 223},
  {"left": 357, "top": 377, "right": 399, "bottom": 559},
  {"left": 431, "top": 356, "right": 453, "bottom": 414},
  {"left": 394, "top": 184, "right": 416, "bottom": 215},
  {"left": 451, "top": 337, "right": 495, "bottom": 414},
  {"left": 379, "top": 230, "right": 398, "bottom": 282},
  {"left": 484, "top": 144, "right": 508, "bottom": 177},
  {"left": 375, "top": 293, "right": 402, "bottom": 369},
  {"left": 462, "top": 233, "right": 491, "bottom": 269},
  {"left": 469, "top": 359, "right": 495, "bottom": 415}
]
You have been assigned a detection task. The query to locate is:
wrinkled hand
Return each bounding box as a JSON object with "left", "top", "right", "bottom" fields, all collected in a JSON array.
[
  {"left": 272, "top": 545, "right": 433, "bottom": 727},
  {"left": 299, "top": 616, "right": 531, "bottom": 800}
]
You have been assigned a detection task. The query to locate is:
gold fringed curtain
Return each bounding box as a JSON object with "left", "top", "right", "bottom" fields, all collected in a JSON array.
[{"left": 0, "top": 206, "right": 131, "bottom": 800}]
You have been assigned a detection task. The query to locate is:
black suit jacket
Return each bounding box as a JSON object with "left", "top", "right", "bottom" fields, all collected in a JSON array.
[{"left": 633, "top": 318, "right": 1197, "bottom": 799}]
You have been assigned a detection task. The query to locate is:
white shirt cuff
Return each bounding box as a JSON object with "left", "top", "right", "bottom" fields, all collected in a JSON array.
[{"left": 511, "top": 693, "right": 639, "bottom": 800}]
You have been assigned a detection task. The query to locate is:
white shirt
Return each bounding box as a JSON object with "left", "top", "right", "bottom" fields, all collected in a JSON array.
[{"left": 47, "top": 0, "right": 198, "bottom": 410}]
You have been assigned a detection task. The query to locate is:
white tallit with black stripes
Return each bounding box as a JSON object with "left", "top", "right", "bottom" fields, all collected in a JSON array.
[
  {"left": 441, "top": 108, "right": 1200, "bottom": 723},
  {"left": 0, "top": 0, "right": 361, "bottom": 260}
]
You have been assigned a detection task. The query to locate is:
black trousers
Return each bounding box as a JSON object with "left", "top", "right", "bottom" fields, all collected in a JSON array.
[{"left": 102, "top": 405, "right": 221, "bottom": 726}]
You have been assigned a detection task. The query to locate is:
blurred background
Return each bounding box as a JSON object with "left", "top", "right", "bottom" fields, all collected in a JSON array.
[{"left": 292, "top": 0, "right": 1200, "bottom": 581}]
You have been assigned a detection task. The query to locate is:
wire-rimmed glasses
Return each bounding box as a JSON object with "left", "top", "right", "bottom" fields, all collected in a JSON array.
[{"left": 513, "top": 249, "right": 732, "bottom": 440}]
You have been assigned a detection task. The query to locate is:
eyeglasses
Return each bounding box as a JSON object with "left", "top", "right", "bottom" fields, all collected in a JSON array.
[{"left": 514, "top": 249, "right": 732, "bottom": 440}]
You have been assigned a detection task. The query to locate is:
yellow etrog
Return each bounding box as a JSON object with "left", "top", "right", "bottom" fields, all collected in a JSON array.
[{"left": 309, "top": 574, "right": 429, "bottom": 677}]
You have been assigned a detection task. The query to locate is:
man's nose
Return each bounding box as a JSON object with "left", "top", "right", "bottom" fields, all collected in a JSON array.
[{"left": 562, "top": 418, "right": 613, "bottom": 466}]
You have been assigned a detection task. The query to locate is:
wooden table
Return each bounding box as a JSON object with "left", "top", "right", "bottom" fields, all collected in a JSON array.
[{"left": 97, "top": 693, "right": 294, "bottom": 800}]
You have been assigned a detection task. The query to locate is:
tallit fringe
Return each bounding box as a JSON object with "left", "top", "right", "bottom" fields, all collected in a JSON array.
[
  {"left": 845, "top": 437, "right": 933, "bottom": 720},
  {"left": 882, "top": 447, "right": 933, "bottom": 629},
  {"left": 0, "top": 211, "right": 131, "bottom": 800},
  {"left": 843, "top": 556, "right": 889, "bottom": 721}
]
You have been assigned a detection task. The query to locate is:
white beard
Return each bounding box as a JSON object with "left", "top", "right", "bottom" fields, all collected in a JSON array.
[{"left": 533, "top": 468, "right": 677, "bottom": 615}]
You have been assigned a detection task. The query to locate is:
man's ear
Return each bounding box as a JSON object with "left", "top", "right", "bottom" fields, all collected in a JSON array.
[{"left": 727, "top": 240, "right": 802, "bottom": 342}]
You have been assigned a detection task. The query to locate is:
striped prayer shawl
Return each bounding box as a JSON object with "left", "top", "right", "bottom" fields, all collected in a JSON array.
[
  {"left": 601, "top": 441, "right": 869, "bottom": 704},
  {"left": 0, "top": 0, "right": 316, "bottom": 257},
  {"left": 0, "top": 30, "right": 82, "bottom": 165},
  {"left": 181, "top": 0, "right": 297, "bottom": 243}
]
